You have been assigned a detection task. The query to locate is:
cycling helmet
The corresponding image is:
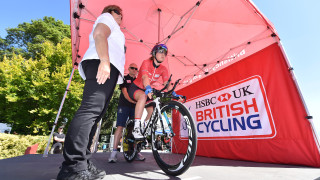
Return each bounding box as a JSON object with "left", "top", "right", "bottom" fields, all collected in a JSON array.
[{"left": 151, "top": 44, "right": 168, "bottom": 57}]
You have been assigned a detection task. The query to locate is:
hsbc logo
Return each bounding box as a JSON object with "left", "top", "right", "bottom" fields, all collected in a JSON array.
[
  {"left": 182, "top": 76, "right": 276, "bottom": 140},
  {"left": 217, "top": 93, "right": 232, "bottom": 102},
  {"left": 195, "top": 86, "right": 253, "bottom": 109}
]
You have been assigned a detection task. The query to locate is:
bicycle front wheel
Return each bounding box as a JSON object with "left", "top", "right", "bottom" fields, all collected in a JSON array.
[{"left": 151, "top": 100, "right": 197, "bottom": 176}]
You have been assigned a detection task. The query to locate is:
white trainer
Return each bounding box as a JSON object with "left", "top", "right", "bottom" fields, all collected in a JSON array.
[
  {"left": 108, "top": 151, "right": 117, "bottom": 163},
  {"left": 132, "top": 126, "right": 144, "bottom": 140},
  {"left": 132, "top": 120, "right": 144, "bottom": 140}
]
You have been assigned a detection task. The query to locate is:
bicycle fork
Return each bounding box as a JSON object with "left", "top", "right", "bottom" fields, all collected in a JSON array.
[{"left": 154, "top": 98, "right": 174, "bottom": 137}]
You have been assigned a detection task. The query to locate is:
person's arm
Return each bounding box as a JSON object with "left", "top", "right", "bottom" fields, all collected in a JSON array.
[
  {"left": 53, "top": 136, "right": 65, "bottom": 143},
  {"left": 142, "top": 74, "right": 151, "bottom": 89},
  {"left": 138, "top": 60, "right": 153, "bottom": 98},
  {"left": 122, "top": 87, "right": 136, "bottom": 104},
  {"left": 93, "top": 23, "right": 112, "bottom": 85},
  {"left": 142, "top": 74, "right": 153, "bottom": 99}
]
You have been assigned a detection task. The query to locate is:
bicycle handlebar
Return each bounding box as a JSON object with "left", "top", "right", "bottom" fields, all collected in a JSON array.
[
  {"left": 152, "top": 75, "right": 187, "bottom": 102},
  {"left": 167, "top": 78, "right": 181, "bottom": 94}
]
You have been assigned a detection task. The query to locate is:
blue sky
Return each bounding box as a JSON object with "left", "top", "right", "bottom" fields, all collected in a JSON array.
[
  {"left": 253, "top": 0, "right": 320, "bottom": 136},
  {"left": 1, "top": 0, "right": 319, "bottom": 135}
]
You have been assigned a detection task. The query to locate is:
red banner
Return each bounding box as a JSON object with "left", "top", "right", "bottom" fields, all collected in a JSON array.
[{"left": 178, "top": 43, "right": 320, "bottom": 167}]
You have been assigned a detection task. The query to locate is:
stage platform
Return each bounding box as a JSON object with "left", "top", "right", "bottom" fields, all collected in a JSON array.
[{"left": 0, "top": 151, "right": 319, "bottom": 180}]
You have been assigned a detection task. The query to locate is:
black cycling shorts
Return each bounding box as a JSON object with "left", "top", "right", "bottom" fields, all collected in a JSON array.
[{"left": 128, "top": 83, "right": 152, "bottom": 103}]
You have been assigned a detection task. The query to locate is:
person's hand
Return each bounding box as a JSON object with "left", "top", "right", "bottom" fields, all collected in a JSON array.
[
  {"left": 96, "top": 60, "right": 111, "bottom": 84},
  {"left": 172, "top": 91, "right": 184, "bottom": 102},
  {"left": 145, "top": 85, "right": 153, "bottom": 99},
  {"left": 128, "top": 99, "right": 137, "bottom": 104},
  {"left": 147, "top": 93, "right": 153, "bottom": 99},
  {"left": 177, "top": 96, "right": 184, "bottom": 102},
  {"left": 172, "top": 91, "right": 183, "bottom": 98}
]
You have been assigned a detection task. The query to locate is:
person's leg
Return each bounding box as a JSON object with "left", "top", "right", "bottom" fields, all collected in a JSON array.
[
  {"left": 86, "top": 76, "right": 118, "bottom": 155},
  {"left": 132, "top": 90, "right": 147, "bottom": 139},
  {"left": 55, "top": 143, "right": 63, "bottom": 154},
  {"left": 113, "top": 106, "right": 130, "bottom": 150},
  {"left": 61, "top": 60, "right": 119, "bottom": 173},
  {"left": 133, "top": 90, "right": 147, "bottom": 119},
  {"left": 50, "top": 143, "right": 62, "bottom": 154},
  {"left": 113, "top": 126, "right": 124, "bottom": 150},
  {"left": 108, "top": 105, "right": 128, "bottom": 162},
  {"left": 144, "top": 106, "right": 153, "bottom": 124},
  {"left": 108, "top": 126, "right": 123, "bottom": 162},
  {"left": 86, "top": 72, "right": 118, "bottom": 178},
  {"left": 87, "top": 120, "right": 98, "bottom": 153}
]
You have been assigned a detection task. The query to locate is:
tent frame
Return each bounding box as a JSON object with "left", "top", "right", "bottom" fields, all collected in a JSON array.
[
  {"left": 43, "top": 0, "right": 319, "bottom": 160},
  {"left": 43, "top": 68, "right": 75, "bottom": 157}
]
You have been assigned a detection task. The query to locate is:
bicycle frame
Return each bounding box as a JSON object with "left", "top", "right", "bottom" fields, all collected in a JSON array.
[
  {"left": 141, "top": 97, "right": 174, "bottom": 138},
  {"left": 122, "top": 75, "right": 197, "bottom": 176},
  {"left": 140, "top": 75, "right": 183, "bottom": 139}
]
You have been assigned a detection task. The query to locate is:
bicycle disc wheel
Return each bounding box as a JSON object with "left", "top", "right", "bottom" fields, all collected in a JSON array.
[
  {"left": 151, "top": 100, "right": 197, "bottom": 176},
  {"left": 122, "top": 119, "right": 137, "bottom": 162}
]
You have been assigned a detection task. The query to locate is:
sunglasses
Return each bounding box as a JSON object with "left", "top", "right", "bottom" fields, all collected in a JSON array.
[
  {"left": 112, "top": 9, "right": 122, "bottom": 16},
  {"left": 157, "top": 49, "right": 167, "bottom": 55},
  {"left": 129, "top": 67, "right": 138, "bottom": 70}
]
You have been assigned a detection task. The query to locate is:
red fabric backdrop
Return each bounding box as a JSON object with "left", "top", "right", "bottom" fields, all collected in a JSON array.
[{"left": 177, "top": 43, "right": 320, "bottom": 167}]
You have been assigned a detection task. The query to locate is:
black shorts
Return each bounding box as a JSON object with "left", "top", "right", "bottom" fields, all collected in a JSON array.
[
  {"left": 116, "top": 105, "right": 135, "bottom": 127},
  {"left": 128, "top": 83, "right": 152, "bottom": 103}
]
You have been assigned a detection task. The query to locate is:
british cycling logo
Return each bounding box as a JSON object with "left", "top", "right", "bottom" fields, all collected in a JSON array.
[{"left": 181, "top": 75, "right": 276, "bottom": 140}]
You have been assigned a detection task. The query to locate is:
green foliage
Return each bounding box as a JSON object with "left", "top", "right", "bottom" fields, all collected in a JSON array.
[
  {"left": 0, "top": 38, "right": 84, "bottom": 135},
  {"left": 0, "top": 16, "right": 120, "bottom": 136},
  {"left": 1, "top": 16, "right": 70, "bottom": 60},
  {"left": 0, "top": 133, "right": 48, "bottom": 159}
]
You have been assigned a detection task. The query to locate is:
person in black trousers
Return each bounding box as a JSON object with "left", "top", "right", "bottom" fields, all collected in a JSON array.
[{"left": 57, "top": 5, "right": 125, "bottom": 180}]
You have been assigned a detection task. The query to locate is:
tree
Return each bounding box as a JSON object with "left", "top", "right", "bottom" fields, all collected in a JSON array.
[
  {"left": 0, "top": 17, "right": 120, "bottom": 135},
  {"left": 1, "top": 16, "right": 70, "bottom": 60},
  {"left": 0, "top": 39, "right": 84, "bottom": 134}
]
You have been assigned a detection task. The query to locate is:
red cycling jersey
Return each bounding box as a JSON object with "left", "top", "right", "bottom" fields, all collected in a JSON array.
[{"left": 133, "top": 59, "right": 169, "bottom": 90}]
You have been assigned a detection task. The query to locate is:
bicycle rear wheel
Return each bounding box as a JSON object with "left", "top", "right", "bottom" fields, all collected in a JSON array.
[
  {"left": 122, "top": 119, "right": 137, "bottom": 162},
  {"left": 151, "top": 100, "right": 197, "bottom": 176}
]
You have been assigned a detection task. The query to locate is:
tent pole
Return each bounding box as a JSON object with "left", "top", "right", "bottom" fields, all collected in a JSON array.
[
  {"left": 43, "top": 67, "right": 76, "bottom": 157},
  {"left": 157, "top": 8, "right": 161, "bottom": 43},
  {"left": 277, "top": 41, "right": 320, "bottom": 154}
]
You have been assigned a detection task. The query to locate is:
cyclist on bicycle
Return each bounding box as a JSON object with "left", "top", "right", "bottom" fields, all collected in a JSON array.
[{"left": 127, "top": 44, "right": 183, "bottom": 140}]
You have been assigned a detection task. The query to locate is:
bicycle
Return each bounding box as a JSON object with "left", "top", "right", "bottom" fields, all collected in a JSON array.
[{"left": 122, "top": 75, "right": 197, "bottom": 176}]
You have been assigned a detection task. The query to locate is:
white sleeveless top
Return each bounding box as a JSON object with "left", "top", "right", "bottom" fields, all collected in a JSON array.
[{"left": 79, "top": 13, "right": 125, "bottom": 84}]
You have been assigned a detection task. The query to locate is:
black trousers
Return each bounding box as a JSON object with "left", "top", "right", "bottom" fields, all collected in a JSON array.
[
  {"left": 62, "top": 60, "right": 119, "bottom": 172},
  {"left": 50, "top": 142, "right": 63, "bottom": 154}
]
